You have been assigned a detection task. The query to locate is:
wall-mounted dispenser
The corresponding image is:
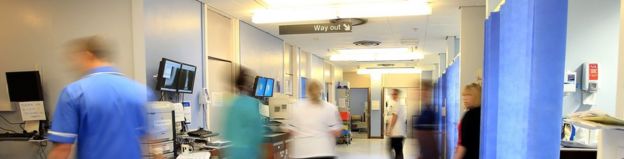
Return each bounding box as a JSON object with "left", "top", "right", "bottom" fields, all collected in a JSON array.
[
  {"left": 582, "top": 62, "right": 599, "bottom": 105},
  {"left": 564, "top": 71, "right": 577, "bottom": 94}
]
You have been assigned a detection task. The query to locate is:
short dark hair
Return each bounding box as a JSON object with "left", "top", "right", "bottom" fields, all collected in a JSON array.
[
  {"left": 421, "top": 79, "right": 433, "bottom": 91},
  {"left": 234, "top": 66, "right": 256, "bottom": 91},
  {"left": 69, "top": 36, "right": 113, "bottom": 61},
  {"left": 392, "top": 89, "right": 401, "bottom": 95}
]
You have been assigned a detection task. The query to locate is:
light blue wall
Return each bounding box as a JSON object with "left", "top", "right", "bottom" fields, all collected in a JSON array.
[
  {"left": 370, "top": 75, "right": 383, "bottom": 137},
  {"left": 144, "top": 0, "right": 205, "bottom": 128},
  {"left": 349, "top": 88, "right": 368, "bottom": 116},
  {"left": 563, "top": 0, "right": 621, "bottom": 115},
  {"left": 239, "top": 22, "right": 284, "bottom": 81}
]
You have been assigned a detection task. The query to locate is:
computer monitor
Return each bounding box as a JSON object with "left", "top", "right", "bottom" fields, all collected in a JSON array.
[
  {"left": 264, "top": 78, "right": 274, "bottom": 97},
  {"left": 5, "top": 71, "right": 44, "bottom": 102},
  {"left": 156, "top": 58, "right": 182, "bottom": 92},
  {"left": 177, "top": 64, "right": 196, "bottom": 94},
  {"left": 254, "top": 77, "right": 267, "bottom": 97}
]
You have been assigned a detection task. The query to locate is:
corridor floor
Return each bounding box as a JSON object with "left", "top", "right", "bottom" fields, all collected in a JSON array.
[{"left": 336, "top": 138, "right": 419, "bottom": 159}]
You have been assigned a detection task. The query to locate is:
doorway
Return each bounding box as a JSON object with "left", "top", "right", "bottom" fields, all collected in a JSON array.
[
  {"left": 349, "top": 88, "right": 370, "bottom": 138},
  {"left": 382, "top": 87, "right": 419, "bottom": 138}
]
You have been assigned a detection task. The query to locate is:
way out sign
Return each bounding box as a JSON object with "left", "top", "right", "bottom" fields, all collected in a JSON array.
[{"left": 279, "top": 22, "right": 352, "bottom": 35}]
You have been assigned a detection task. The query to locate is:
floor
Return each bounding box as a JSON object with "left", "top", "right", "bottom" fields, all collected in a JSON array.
[{"left": 336, "top": 138, "right": 419, "bottom": 159}]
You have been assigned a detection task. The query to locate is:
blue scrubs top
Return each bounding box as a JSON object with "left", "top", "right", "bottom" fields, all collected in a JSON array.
[
  {"left": 222, "top": 95, "right": 265, "bottom": 159},
  {"left": 48, "top": 66, "right": 150, "bottom": 159}
]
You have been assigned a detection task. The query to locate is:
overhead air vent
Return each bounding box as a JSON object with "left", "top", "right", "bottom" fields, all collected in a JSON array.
[
  {"left": 378, "top": 64, "right": 395, "bottom": 67},
  {"left": 330, "top": 18, "right": 368, "bottom": 26},
  {"left": 353, "top": 40, "right": 381, "bottom": 46}
]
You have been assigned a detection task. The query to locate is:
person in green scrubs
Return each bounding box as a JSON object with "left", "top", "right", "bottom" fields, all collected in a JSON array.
[{"left": 222, "top": 67, "right": 264, "bottom": 159}]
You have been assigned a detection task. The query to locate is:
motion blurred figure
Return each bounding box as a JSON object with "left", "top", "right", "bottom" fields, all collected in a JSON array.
[
  {"left": 222, "top": 67, "right": 264, "bottom": 159},
  {"left": 48, "top": 36, "right": 150, "bottom": 159},
  {"left": 286, "top": 80, "right": 342, "bottom": 159},
  {"left": 454, "top": 83, "right": 482, "bottom": 159},
  {"left": 414, "top": 80, "right": 441, "bottom": 159},
  {"left": 386, "top": 89, "right": 407, "bottom": 159}
]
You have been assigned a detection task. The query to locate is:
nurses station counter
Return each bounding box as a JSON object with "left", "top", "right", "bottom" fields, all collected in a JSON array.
[{"left": 263, "top": 132, "right": 289, "bottom": 159}]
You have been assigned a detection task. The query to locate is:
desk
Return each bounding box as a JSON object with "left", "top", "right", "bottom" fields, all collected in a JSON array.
[
  {"left": 560, "top": 147, "right": 597, "bottom": 159},
  {"left": 263, "top": 133, "right": 288, "bottom": 159}
]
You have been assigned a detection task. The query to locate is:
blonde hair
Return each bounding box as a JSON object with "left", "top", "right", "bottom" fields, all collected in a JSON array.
[
  {"left": 464, "top": 82, "right": 482, "bottom": 93},
  {"left": 306, "top": 80, "right": 322, "bottom": 104}
]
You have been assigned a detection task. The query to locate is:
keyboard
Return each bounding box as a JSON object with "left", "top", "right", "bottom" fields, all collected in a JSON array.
[
  {"left": 0, "top": 133, "right": 34, "bottom": 141},
  {"left": 187, "top": 128, "right": 213, "bottom": 138}
]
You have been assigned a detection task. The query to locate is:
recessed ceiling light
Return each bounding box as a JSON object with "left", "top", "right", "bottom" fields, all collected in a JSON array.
[
  {"left": 330, "top": 48, "right": 425, "bottom": 61},
  {"left": 252, "top": 0, "right": 432, "bottom": 24}
]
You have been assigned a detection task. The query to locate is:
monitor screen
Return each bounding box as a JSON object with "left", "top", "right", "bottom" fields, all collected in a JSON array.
[
  {"left": 156, "top": 59, "right": 182, "bottom": 92},
  {"left": 264, "top": 78, "right": 274, "bottom": 97},
  {"left": 254, "top": 77, "right": 267, "bottom": 97},
  {"left": 5, "top": 71, "right": 44, "bottom": 102},
  {"left": 177, "top": 64, "right": 196, "bottom": 94}
]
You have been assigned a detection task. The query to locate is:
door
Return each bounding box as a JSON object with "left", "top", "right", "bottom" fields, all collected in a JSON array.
[{"left": 207, "top": 57, "right": 234, "bottom": 137}]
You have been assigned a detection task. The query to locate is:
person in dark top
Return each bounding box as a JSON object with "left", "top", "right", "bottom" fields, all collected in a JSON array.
[
  {"left": 455, "top": 83, "right": 482, "bottom": 159},
  {"left": 414, "top": 80, "right": 441, "bottom": 159}
]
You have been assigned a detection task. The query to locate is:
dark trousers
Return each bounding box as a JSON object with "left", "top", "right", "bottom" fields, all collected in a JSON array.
[{"left": 389, "top": 137, "right": 405, "bottom": 159}]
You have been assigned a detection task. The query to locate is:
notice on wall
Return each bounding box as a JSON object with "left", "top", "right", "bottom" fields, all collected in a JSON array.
[
  {"left": 371, "top": 100, "right": 381, "bottom": 110},
  {"left": 19, "top": 101, "right": 46, "bottom": 121},
  {"left": 211, "top": 92, "right": 225, "bottom": 107}
]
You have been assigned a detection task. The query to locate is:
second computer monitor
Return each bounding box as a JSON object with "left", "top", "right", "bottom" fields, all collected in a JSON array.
[
  {"left": 264, "top": 78, "right": 274, "bottom": 97},
  {"left": 254, "top": 77, "right": 267, "bottom": 97}
]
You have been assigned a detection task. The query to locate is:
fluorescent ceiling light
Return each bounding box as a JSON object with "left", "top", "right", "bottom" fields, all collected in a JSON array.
[
  {"left": 357, "top": 67, "right": 422, "bottom": 74},
  {"left": 330, "top": 48, "right": 424, "bottom": 61},
  {"left": 253, "top": 0, "right": 431, "bottom": 24}
]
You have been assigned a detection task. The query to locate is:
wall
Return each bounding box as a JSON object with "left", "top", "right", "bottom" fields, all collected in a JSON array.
[
  {"left": 206, "top": 9, "right": 234, "bottom": 61},
  {"left": 460, "top": 6, "right": 485, "bottom": 108},
  {"left": 564, "top": 0, "right": 621, "bottom": 115},
  {"left": 310, "top": 55, "right": 325, "bottom": 83},
  {"left": 0, "top": 0, "right": 140, "bottom": 158},
  {"left": 239, "top": 22, "right": 284, "bottom": 82},
  {"left": 144, "top": 0, "right": 205, "bottom": 128},
  {"left": 382, "top": 74, "right": 421, "bottom": 88},
  {"left": 617, "top": 0, "right": 624, "bottom": 118},
  {"left": 369, "top": 74, "right": 383, "bottom": 137},
  {"left": 343, "top": 72, "right": 371, "bottom": 88}
]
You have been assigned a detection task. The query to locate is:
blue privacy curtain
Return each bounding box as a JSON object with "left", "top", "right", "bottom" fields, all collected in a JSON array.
[
  {"left": 445, "top": 57, "right": 461, "bottom": 159},
  {"left": 480, "top": 0, "right": 567, "bottom": 158},
  {"left": 480, "top": 11, "right": 500, "bottom": 159},
  {"left": 434, "top": 57, "right": 461, "bottom": 159}
]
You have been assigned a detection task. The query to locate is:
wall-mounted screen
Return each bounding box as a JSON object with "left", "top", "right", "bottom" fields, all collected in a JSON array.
[
  {"left": 156, "top": 58, "right": 182, "bottom": 92},
  {"left": 177, "top": 64, "right": 196, "bottom": 94},
  {"left": 5, "top": 71, "right": 44, "bottom": 102}
]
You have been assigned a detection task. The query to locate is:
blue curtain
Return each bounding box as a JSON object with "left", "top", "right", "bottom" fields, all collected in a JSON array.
[
  {"left": 445, "top": 57, "right": 461, "bottom": 159},
  {"left": 480, "top": 12, "right": 500, "bottom": 159},
  {"left": 480, "top": 0, "right": 567, "bottom": 158}
]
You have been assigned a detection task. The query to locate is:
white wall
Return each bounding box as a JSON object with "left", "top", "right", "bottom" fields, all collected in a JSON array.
[
  {"left": 618, "top": 0, "right": 624, "bottom": 118},
  {"left": 0, "top": 0, "right": 139, "bottom": 158},
  {"left": 460, "top": 6, "right": 485, "bottom": 108},
  {"left": 564, "top": 0, "right": 621, "bottom": 115},
  {"left": 310, "top": 55, "right": 325, "bottom": 83}
]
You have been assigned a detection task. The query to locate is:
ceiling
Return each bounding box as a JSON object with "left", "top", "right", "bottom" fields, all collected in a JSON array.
[{"left": 205, "top": 0, "right": 485, "bottom": 71}]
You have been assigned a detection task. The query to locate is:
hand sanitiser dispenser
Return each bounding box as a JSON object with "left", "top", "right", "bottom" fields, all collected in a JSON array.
[
  {"left": 582, "top": 63, "right": 599, "bottom": 92},
  {"left": 582, "top": 63, "right": 599, "bottom": 105}
]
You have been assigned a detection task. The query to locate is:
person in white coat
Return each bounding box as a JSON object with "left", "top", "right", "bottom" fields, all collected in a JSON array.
[{"left": 286, "top": 80, "right": 342, "bottom": 159}]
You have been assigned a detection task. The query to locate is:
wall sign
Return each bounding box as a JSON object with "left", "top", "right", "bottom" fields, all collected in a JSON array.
[
  {"left": 589, "top": 63, "right": 598, "bottom": 80},
  {"left": 279, "top": 22, "right": 352, "bottom": 35}
]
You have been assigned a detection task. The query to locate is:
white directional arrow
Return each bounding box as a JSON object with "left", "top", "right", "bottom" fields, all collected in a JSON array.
[{"left": 343, "top": 24, "right": 351, "bottom": 31}]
